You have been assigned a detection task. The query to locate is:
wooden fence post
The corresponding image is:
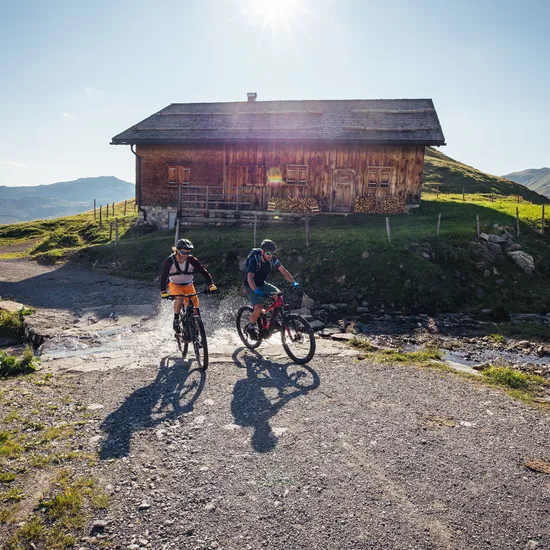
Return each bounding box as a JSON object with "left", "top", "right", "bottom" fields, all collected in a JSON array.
[
  {"left": 462, "top": 187, "right": 465, "bottom": 202},
  {"left": 491, "top": 193, "right": 494, "bottom": 203},
  {"left": 476, "top": 213, "right": 480, "bottom": 238},
  {"left": 115, "top": 218, "right": 119, "bottom": 246},
  {"left": 112, "top": 202, "right": 115, "bottom": 215},
  {"left": 436, "top": 184, "right": 440, "bottom": 199},
  {"left": 385, "top": 217, "right": 391, "bottom": 245},
  {"left": 542, "top": 204, "right": 545, "bottom": 235},
  {"left": 109, "top": 220, "right": 113, "bottom": 241},
  {"left": 305, "top": 214, "right": 311, "bottom": 247},
  {"left": 516, "top": 206, "right": 520, "bottom": 238},
  {"left": 124, "top": 200, "right": 127, "bottom": 216},
  {"left": 517, "top": 195, "right": 520, "bottom": 204},
  {"left": 253, "top": 213, "right": 257, "bottom": 247},
  {"left": 106, "top": 203, "right": 109, "bottom": 219},
  {"left": 94, "top": 199, "right": 96, "bottom": 220},
  {"left": 99, "top": 205, "right": 102, "bottom": 228},
  {"left": 174, "top": 218, "right": 180, "bottom": 245},
  {"left": 437, "top": 213, "right": 441, "bottom": 236}
]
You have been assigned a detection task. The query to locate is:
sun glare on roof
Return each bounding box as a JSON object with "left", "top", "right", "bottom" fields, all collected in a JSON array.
[{"left": 242, "top": 0, "right": 305, "bottom": 29}]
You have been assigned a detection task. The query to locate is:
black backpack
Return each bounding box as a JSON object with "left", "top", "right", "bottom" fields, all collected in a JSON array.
[{"left": 245, "top": 248, "right": 263, "bottom": 272}]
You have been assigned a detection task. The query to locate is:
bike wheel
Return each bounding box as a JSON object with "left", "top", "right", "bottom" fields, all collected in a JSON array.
[
  {"left": 281, "top": 314, "right": 316, "bottom": 364},
  {"left": 236, "top": 306, "right": 262, "bottom": 349},
  {"left": 191, "top": 317, "right": 208, "bottom": 371}
]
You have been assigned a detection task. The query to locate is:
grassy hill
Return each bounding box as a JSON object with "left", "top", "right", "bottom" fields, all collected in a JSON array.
[
  {"left": 1, "top": 152, "right": 550, "bottom": 315},
  {"left": 423, "top": 148, "right": 548, "bottom": 203},
  {"left": 503, "top": 167, "right": 550, "bottom": 198},
  {"left": 0, "top": 176, "right": 135, "bottom": 224},
  {"left": 0, "top": 199, "right": 140, "bottom": 263}
]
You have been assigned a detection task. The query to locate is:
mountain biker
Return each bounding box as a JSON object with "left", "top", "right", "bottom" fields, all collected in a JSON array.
[
  {"left": 160, "top": 238, "right": 217, "bottom": 333},
  {"left": 244, "top": 239, "right": 299, "bottom": 338}
]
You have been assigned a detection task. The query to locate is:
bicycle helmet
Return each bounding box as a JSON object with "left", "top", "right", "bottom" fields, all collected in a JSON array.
[
  {"left": 176, "top": 238, "right": 194, "bottom": 250},
  {"left": 261, "top": 239, "right": 277, "bottom": 252}
]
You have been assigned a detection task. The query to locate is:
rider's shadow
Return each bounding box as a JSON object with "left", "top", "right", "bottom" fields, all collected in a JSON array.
[
  {"left": 230, "top": 348, "right": 320, "bottom": 453},
  {"left": 98, "top": 356, "right": 205, "bottom": 460}
]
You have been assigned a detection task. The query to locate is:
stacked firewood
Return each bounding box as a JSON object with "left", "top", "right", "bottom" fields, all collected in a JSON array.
[
  {"left": 354, "top": 195, "right": 405, "bottom": 214},
  {"left": 268, "top": 197, "right": 320, "bottom": 213}
]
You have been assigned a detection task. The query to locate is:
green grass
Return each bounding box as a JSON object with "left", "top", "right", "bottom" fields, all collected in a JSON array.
[
  {"left": 0, "top": 199, "right": 138, "bottom": 263},
  {"left": 480, "top": 366, "right": 549, "bottom": 405},
  {"left": 0, "top": 346, "right": 41, "bottom": 378},
  {"left": 487, "top": 333, "right": 506, "bottom": 344},
  {"left": 351, "top": 338, "right": 444, "bottom": 365},
  {"left": 4, "top": 471, "right": 108, "bottom": 550},
  {"left": 76, "top": 196, "right": 550, "bottom": 314}
]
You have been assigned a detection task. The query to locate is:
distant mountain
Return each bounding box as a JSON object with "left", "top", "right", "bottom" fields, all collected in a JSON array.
[
  {"left": 503, "top": 168, "right": 550, "bottom": 198},
  {"left": 0, "top": 176, "right": 135, "bottom": 224}
]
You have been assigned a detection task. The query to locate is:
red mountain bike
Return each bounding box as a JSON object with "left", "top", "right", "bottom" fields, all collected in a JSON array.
[{"left": 236, "top": 289, "right": 316, "bottom": 364}]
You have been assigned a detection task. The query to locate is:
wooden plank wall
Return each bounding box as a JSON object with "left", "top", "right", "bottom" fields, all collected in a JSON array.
[{"left": 137, "top": 143, "right": 425, "bottom": 211}]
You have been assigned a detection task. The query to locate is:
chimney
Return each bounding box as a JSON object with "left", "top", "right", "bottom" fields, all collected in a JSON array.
[{"left": 247, "top": 92, "right": 257, "bottom": 102}]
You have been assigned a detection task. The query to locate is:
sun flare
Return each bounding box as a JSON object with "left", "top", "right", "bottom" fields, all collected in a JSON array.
[{"left": 245, "top": 0, "right": 304, "bottom": 28}]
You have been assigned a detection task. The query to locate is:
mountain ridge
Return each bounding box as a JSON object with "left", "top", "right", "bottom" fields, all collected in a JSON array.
[
  {"left": 0, "top": 176, "right": 135, "bottom": 224},
  {"left": 503, "top": 167, "right": 550, "bottom": 198}
]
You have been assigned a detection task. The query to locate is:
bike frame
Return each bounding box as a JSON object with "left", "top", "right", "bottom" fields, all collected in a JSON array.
[{"left": 258, "top": 292, "right": 291, "bottom": 338}]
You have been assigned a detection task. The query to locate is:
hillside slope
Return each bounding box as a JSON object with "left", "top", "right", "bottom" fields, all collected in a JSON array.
[
  {"left": 423, "top": 148, "right": 548, "bottom": 203},
  {"left": 503, "top": 167, "right": 550, "bottom": 198},
  {"left": 0, "top": 176, "right": 135, "bottom": 224}
]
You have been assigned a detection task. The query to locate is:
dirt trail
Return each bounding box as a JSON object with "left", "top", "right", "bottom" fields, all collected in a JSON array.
[{"left": 1, "top": 259, "right": 549, "bottom": 550}]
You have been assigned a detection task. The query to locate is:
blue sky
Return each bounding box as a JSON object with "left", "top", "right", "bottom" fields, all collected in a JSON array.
[{"left": 1, "top": 0, "right": 549, "bottom": 187}]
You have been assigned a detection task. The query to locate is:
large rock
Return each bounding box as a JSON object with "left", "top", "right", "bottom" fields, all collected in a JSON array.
[
  {"left": 506, "top": 242, "right": 522, "bottom": 252},
  {"left": 0, "top": 300, "right": 25, "bottom": 314},
  {"left": 471, "top": 241, "right": 504, "bottom": 264},
  {"left": 301, "top": 293, "right": 315, "bottom": 310},
  {"left": 507, "top": 251, "right": 535, "bottom": 275},
  {"left": 487, "top": 234, "right": 507, "bottom": 244}
]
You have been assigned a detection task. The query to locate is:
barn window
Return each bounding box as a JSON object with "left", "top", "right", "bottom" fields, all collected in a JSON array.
[
  {"left": 168, "top": 166, "right": 190, "bottom": 185},
  {"left": 380, "top": 168, "right": 390, "bottom": 188},
  {"left": 286, "top": 164, "right": 309, "bottom": 185},
  {"left": 367, "top": 169, "right": 378, "bottom": 187},
  {"left": 365, "top": 167, "right": 391, "bottom": 189}
]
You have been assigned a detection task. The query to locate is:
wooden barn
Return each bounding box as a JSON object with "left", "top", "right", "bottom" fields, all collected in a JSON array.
[{"left": 111, "top": 94, "right": 445, "bottom": 228}]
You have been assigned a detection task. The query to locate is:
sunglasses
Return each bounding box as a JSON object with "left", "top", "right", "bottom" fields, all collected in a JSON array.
[
  {"left": 178, "top": 250, "right": 191, "bottom": 255},
  {"left": 264, "top": 251, "right": 275, "bottom": 256}
]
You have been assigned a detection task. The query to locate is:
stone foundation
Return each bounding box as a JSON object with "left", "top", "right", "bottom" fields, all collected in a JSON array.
[{"left": 139, "top": 206, "right": 178, "bottom": 229}]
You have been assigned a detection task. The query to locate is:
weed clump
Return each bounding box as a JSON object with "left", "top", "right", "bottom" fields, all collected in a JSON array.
[{"left": 0, "top": 346, "right": 40, "bottom": 377}]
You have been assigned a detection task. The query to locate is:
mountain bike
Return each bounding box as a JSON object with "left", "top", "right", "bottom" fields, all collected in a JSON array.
[
  {"left": 167, "top": 289, "right": 209, "bottom": 371},
  {"left": 236, "top": 288, "right": 316, "bottom": 364}
]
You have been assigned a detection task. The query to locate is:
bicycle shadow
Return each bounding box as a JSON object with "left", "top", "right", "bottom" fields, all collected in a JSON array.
[
  {"left": 230, "top": 347, "right": 320, "bottom": 453},
  {"left": 98, "top": 355, "right": 206, "bottom": 459}
]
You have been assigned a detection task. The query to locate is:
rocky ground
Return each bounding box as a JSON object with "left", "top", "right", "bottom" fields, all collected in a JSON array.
[{"left": 1, "top": 259, "right": 550, "bottom": 550}]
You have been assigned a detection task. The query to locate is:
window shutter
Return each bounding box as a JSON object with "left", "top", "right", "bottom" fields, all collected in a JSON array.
[{"left": 168, "top": 167, "right": 177, "bottom": 185}]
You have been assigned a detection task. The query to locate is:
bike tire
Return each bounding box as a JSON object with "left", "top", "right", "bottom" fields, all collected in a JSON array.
[
  {"left": 236, "top": 305, "right": 262, "bottom": 349},
  {"left": 176, "top": 335, "right": 189, "bottom": 359},
  {"left": 191, "top": 316, "right": 208, "bottom": 371},
  {"left": 281, "top": 314, "right": 316, "bottom": 364}
]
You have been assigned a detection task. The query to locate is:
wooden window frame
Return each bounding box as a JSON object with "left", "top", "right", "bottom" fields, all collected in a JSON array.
[
  {"left": 365, "top": 167, "right": 391, "bottom": 189},
  {"left": 286, "top": 164, "right": 309, "bottom": 186},
  {"left": 167, "top": 165, "right": 190, "bottom": 186}
]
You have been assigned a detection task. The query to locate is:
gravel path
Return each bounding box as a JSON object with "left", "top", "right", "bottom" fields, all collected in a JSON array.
[{"left": 1, "top": 259, "right": 549, "bottom": 549}]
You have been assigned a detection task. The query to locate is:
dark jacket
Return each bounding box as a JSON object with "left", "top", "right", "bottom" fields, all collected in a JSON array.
[{"left": 160, "top": 254, "right": 213, "bottom": 292}]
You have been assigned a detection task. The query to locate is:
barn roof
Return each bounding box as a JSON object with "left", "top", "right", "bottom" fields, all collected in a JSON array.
[{"left": 111, "top": 98, "right": 445, "bottom": 146}]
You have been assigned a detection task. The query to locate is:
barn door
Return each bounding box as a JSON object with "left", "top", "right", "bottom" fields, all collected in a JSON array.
[{"left": 332, "top": 169, "right": 355, "bottom": 212}]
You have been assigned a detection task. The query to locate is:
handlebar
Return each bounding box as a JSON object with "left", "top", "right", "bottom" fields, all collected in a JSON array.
[{"left": 164, "top": 288, "right": 212, "bottom": 300}]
